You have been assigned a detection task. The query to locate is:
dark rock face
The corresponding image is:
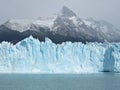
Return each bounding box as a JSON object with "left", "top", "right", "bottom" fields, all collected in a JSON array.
[
  {"left": 61, "top": 6, "right": 77, "bottom": 17},
  {"left": 0, "top": 25, "right": 88, "bottom": 44}
]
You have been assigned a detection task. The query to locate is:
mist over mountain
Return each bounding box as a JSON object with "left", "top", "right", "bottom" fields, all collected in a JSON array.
[{"left": 0, "top": 6, "right": 120, "bottom": 44}]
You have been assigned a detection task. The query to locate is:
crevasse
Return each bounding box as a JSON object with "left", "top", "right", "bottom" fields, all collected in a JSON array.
[{"left": 0, "top": 36, "right": 120, "bottom": 73}]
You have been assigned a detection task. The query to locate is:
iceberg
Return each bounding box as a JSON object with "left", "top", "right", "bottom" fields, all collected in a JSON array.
[{"left": 0, "top": 36, "right": 120, "bottom": 73}]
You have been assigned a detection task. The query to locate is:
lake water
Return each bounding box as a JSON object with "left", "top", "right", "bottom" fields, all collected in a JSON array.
[{"left": 0, "top": 73, "right": 119, "bottom": 90}]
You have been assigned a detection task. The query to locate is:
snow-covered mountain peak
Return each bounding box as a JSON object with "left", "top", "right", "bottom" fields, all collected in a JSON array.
[
  {"left": 3, "top": 17, "right": 56, "bottom": 32},
  {"left": 60, "top": 6, "right": 77, "bottom": 18},
  {"left": 0, "top": 6, "right": 120, "bottom": 43},
  {"left": 3, "top": 19, "right": 33, "bottom": 32}
]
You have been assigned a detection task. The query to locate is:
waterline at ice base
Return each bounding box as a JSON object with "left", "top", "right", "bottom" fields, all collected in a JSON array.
[{"left": 0, "top": 36, "right": 120, "bottom": 73}]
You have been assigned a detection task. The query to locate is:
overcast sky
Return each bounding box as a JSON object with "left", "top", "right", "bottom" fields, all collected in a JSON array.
[{"left": 0, "top": 0, "right": 120, "bottom": 28}]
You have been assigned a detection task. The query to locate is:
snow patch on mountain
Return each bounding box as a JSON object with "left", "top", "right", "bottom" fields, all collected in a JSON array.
[{"left": 3, "top": 16, "right": 56, "bottom": 32}]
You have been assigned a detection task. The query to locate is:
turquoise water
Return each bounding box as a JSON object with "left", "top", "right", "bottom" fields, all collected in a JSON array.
[{"left": 0, "top": 73, "right": 119, "bottom": 90}]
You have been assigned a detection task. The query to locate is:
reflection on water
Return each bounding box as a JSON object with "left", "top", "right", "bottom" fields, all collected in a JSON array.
[{"left": 0, "top": 73, "right": 119, "bottom": 90}]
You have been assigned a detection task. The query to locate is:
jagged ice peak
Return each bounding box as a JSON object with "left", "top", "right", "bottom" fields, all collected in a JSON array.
[{"left": 0, "top": 36, "right": 120, "bottom": 73}]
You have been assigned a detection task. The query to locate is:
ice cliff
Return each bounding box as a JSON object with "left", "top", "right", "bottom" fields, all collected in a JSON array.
[{"left": 0, "top": 36, "right": 120, "bottom": 73}]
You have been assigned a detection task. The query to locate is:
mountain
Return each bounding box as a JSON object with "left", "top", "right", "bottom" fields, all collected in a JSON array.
[
  {"left": 0, "top": 36, "right": 120, "bottom": 73},
  {"left": 0, "top": 6, "right": 120, "bottom": 44}
]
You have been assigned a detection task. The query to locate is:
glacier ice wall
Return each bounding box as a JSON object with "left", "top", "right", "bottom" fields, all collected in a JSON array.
[{"left": 0, "top": 36, "right": 120, "bottom": 73}]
